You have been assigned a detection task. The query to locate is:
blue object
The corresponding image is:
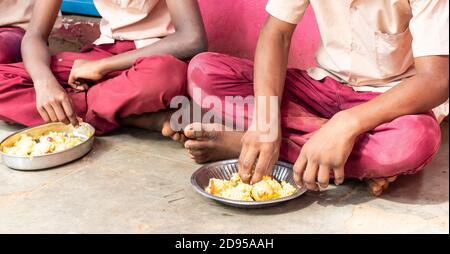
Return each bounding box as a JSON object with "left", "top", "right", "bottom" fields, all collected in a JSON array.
[{"left": 61, "top": 0, "right": 100, "bottom": 17}]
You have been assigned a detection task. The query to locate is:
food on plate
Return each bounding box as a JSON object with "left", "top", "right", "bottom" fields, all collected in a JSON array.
[
  {"left": 2, "top": 131, "right": 83, "bottom": 157},
  {"left": 205, "top": 173, "right": 296, "bottom": 201}
]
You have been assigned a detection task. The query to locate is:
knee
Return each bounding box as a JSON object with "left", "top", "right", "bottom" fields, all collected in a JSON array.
[
  {"left": 0, "top": 44, "right": 19, "bottom": 64},
  {"left": 0, "top": 44, "right": 7, "bottom": 64},
  {"left": 132, "top": 55, "right": 188, "bottom": 103},
  {"left": 187, "top": 52, "right": 227, "bottom": 97},
  {"left": 369, "top": 114, "right": 441, "bottom": 177}
]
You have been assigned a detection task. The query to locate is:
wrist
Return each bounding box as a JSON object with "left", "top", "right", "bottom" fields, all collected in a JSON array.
[
  {"left": 97, "top": 58, "right": 111, "bottom": 76},
  {"left": 33, "top": 73, "right": 58, "bottom": 89},
  {"left": 332, "top": 110, "right": 365, "bottom": 138},
  {"left": 250, "top": 109, "right": 281, "bottom": 129}
]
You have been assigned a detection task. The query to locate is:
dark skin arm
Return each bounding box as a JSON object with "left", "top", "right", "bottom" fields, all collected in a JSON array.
[
  {"left": 21, "top": 0, "right": 80, "bottom": 126},
  {"left": 238, "top": 16, "right": 295, "bottom": 184},
  {"left": 295, "top": 55, "right": 448, "bottom": 191},
  {"left": 22, "top": 0, "right": 207, "bottom": 125},
  {"left": 240, "top": 15, "right": 449, "bottom": 189},
  {"left": 68, "top": 0, "right": 207, "bottom": 87}
]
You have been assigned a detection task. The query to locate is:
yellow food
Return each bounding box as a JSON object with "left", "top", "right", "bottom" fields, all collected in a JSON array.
[
  {"left": 2, "top": 132, "right": 82, "bottom": 157},
  {"left": 205, "top": 173, "right": 296, "bottom": 201}
]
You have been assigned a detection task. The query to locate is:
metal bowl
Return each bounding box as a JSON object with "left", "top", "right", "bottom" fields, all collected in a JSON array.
[
  {"left": 0, "top": 122, "right": 95, "bottom": 170},
  {"left": 191, "top": 159, "right": 307, "bottom": 208}
]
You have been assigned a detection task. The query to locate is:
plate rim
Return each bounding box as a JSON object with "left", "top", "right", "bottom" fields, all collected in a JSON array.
[
  {"left": 0, "top": 122, "right": 95, "bottom": 158},
  {"left": 191, "top": 159, "right": 307, "bottom": 207}
]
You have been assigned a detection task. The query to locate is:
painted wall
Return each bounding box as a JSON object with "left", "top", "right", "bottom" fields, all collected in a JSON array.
[
  {"left": 60, "top": 0, "right": 321, "bottom": 69},
  {"left": 197, "top": 0, "right": 320, "bottom": 69}
]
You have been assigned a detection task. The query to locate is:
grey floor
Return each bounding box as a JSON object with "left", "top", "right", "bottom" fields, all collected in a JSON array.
[{"left": 0, "top": 121, "right": 448, "bottom": 233}]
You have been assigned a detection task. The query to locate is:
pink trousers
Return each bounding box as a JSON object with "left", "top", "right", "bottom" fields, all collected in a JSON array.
[
  {"left": 0, "top": 27, "right": 25, "bottom": 64},
  {"left": 187, "top": 52, "right": 442, "bottom": 179},
  {"left": 0, "top": 41, "right": 188, "bottom": 135}
]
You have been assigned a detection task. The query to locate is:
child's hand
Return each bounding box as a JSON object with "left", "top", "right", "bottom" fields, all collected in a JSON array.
[
  {"left": 35, "top": 77, "right": 79, "bottom": 126},
  {"left": 293, "top": 111, "right": 359, "bottom": 191},
  {"left": 238, "top": 122, "right": 281, "bottom": 185},
  {"left": 68, "top": 59, "right": 105, "bottom": 91}
]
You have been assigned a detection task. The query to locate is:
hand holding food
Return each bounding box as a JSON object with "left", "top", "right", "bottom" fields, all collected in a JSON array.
[
  {"left": 35, "top": 77, "right": 79, "bottom": 126},
  {"left": 238, "top": 123, "right": 282, "bottom": 184}
]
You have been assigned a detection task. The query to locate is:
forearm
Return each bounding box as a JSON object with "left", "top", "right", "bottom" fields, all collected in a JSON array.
[
  {"left": 98, "top": 32, "right": 206, "bottom": 75},
  {"left": 254, "top": 26, "right": 291, "bottom": 101},
  {"left": 21, "top": 34, "right": 56, "bottom": 87},
  {"left": 253, "top": 19, "right": 294, "bottom": 126},
  {"left": 21, "top": 0, "right": 61, "bottom": 88},
  {"left": 340, "top": 71, "right": 449, "bottom": 137}
]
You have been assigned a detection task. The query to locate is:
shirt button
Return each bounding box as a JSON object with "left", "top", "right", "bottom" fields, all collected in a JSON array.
[{"left": 350, "top": 42, "right": 358, "bottom": 51}]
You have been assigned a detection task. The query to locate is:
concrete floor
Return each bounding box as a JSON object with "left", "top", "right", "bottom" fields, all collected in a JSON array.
[
  {"left": 0, "top": 15, "right": 448, "bottom": 234},
  {"left": 0, "top": 121, "right": 448, "bottom": 233}
]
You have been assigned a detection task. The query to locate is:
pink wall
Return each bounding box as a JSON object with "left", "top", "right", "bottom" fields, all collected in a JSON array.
[{"left": 197, "top": 0, "right": 320, "bottom": 69}]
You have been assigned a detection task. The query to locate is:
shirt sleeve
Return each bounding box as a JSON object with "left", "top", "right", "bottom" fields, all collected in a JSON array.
[
  {"left": 265, "top": 0, "right": 310, "bottom": 24},
  {"left": 409, "top": 0, "right": 449, "bottom": 57}
]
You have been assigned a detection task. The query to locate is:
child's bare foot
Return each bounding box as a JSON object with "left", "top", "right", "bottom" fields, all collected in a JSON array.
[
  {"left": 123, "top": 110, "right": 186, "bottom": 143},
  {"left": 365, "top": 176, "right": 398, "bottom": 196},
  {"left": 183, "top": 123, "right": 243, "bottom": 164}
]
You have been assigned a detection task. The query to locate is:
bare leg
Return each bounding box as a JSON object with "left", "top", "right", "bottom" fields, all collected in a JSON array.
[
  {"left": 365, "top": 176, "right": 398, "bottom": 196},
  {"left": 122, "top": 109, "right": 186, "bottom": 143}
]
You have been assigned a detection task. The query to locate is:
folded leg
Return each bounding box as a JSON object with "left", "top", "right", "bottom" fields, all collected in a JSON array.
[
  {"left": 86, "top": 55, "right": 188, "bottom": 135},
  {"left": 186, "top": 52, "right": 442, "bottom": 183},
  {"left": 0, "top": 42, "right": 135, "bottom": 128},
  {"left": 0, "top": 27, "right": 25, "bottom": 64}
]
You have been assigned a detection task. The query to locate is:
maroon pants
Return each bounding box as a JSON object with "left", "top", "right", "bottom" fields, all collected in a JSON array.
[
  {"left": 0, "top": 27, "right": 25, "bottom": 64},
  {"left": 187, "top": 52, "right": 442, "bottom": 179},
  {"left": 0, "top": 41, "right": 188, "bottom": 135}
]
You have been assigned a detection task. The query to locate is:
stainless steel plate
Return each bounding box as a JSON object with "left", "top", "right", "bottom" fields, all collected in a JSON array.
[
  {"left": 0, "top": 122, "right": 95, "bottom": 170},
  {"left": 191, "top": 159, "right": 307, "bottom": 208}
]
